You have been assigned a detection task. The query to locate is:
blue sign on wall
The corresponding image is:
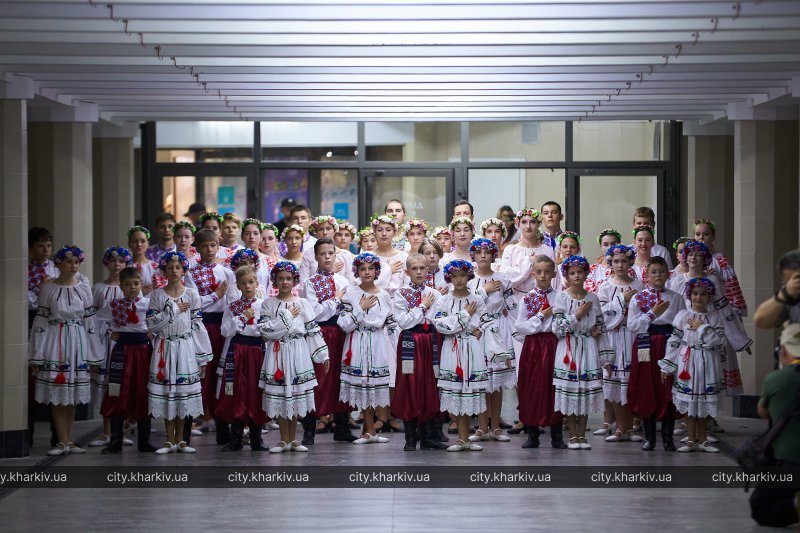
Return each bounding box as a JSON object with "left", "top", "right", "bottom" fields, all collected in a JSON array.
[
  {"left": 333, "top": 202, "right": 349, "bottom": 220},
  {"left": 218, "top": 186, "right": 235, "bottom": 214}
]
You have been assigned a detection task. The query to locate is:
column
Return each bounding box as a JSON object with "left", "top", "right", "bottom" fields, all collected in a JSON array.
[
  {"left": 684, "top": 135, "right": 734, "bottom": 250},
  {"left": 93, "top": 122, "right": 137, "bottom": 277},
  {"left": 28, "top": 122, "right": 95, "bottom": 279},
  {"left": 0, "top": 97, "right": 30, "bottom": 457},
  {"left": 733, "top": 120, "right": 800, "bottom": 408}
]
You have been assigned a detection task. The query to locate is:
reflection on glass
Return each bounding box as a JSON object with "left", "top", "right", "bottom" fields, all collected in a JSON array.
[
  {"left": 578, "top": 175, "right": 657, "bottom": 261},
  {"left": 163, "top": 176, "right": 197, "bottom": 221},
  {"left": 263, "top": 169, "right": 309, "bottom": 226},
  {"left": 156, "top": 121, "right": 255, "bottom": 161},
  {"left": 372, "top": 176, "right": 448, "bottom": 227},
  {"left": 573, "top": 121, "right": 668, "bottom": 161},
  {"left": 365, "top": 122, "right": 460, "bottom": 161},
  {"left": 320, "top": 169, "right": 358, "bottom": 224},
  {"left": 469, "top": 122, "right": 566, "bottom": 161},
  {"left": 468, "top": 168, "right": 565, "bottom": 228},
  {"left": 261, "top": 122, "right": 357, "bottom": 161},
  {"left": 203, "top": 177, "right": 248, "bottom": 217}
]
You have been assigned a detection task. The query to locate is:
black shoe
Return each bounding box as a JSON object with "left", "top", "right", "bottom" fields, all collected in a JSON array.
[
  {"left": 507, "top": 422, "right": 524, "bottom": 435},
  {"left": 661, "top": 417, "right": 676, "bottom": 451},
  {"left": 419, "top": 420, "right": 449, "bottom": 450},
  {"left": 550, "top": 423, "right": 567, "bottom": 449},
  {"left": 215, "top": 418, "right": 231, "bottom": 445},
  {"left": 137, "top": 418, "right": 157, "bottom": 452},
  {"left": 247, "top": 423, "right": 267, "bottom": 451},
  {"left": 103, "top": 415, "right": 125, "bottom": 454},
  {"left": 642, "top": 417, "right": 657, "bottom": 451},
  {"left": 403, "top": 420, "right": 418, "bottom": 451},
  {"left": 332, "top": 412, "right": 357, "bottom": 442},
  {"left": 222, "top": 421, "right": 244, "bottom": 451},
  {"left": 301, "top": 415, "right": 316, "bottom": 446},
  {"left": 522, "top": 426, "right": 540, "bottom": 448}
]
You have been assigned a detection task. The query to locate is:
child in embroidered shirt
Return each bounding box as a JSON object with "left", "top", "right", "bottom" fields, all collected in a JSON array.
[
  {"left": 405, "top": 219, "right": 429, "bottom": 254},
  {"left": 259, "top": 261, "right": 330, "bottom": 453},
  {"left": 431, "top": 226, "right": 453, "bottom": 254},
  {"left": 128, "top": 225, "right": 165, "bottom": 295}
]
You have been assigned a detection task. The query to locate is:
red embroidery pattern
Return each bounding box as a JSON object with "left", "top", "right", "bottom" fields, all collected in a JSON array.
[
  {"left": 190, "top": 263, "right": 220, "bottom": 296},
  {"left": 399, "top": 285, "right": 424, "bottom": 308},
  {"left": 635, "top": 287, "right": 663, "bottom": 313},
  {"left": 309, "top": 271, "right": 337, "bottom": 302},
  {"left": 524, "top": 288, "right": 552, "bottom": 318},
  {"left": 229, "top": 297, "right": 256, "bottom": 324},
  {"left": 28, "top": 262, "right": 47, "bottom": 295},
  {"left": 111, "top": 297, "right": 141, "bottom": 328}
]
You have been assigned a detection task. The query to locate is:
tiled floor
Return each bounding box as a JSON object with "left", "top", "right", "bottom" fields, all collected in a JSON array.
[{"left": 0, "top": 398, "right": 779, "bottom": 532}]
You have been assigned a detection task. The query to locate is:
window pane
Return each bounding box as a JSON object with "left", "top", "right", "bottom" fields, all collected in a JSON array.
[
  {"left": 469, "top": 121, "right": 565, "bottom": 161},
  {"left": 469, "top": 168, "right": 565, "bottom": 227},
  {"left": 320, "top": 169, "right": 358, "bottom": 223},
  {"left": 573, "top": 121, "right": 668, "bottom": 161},
  {"left": 372, "top": 175, "right": 449, "bottom": 227},
  {"left": 261, "top": 122, "right": 357, "bottom": 161},
  {"left": 365, "top": 122, "right": 460, "bottom": 161},
  {"left": 156, "top": 121, "right": 254, "bottom": 162},
  {"left": 162, "top": 176, "right": 197, "bottom": 222},
  {"left": 203, "top": 176, "right": 248, "bottom": 216},
  {"left": 262, "top": 169, "right": 309, "bottom": 225},
  {"left": 578, "top": 174, "right": 658, "bottom": 260}
]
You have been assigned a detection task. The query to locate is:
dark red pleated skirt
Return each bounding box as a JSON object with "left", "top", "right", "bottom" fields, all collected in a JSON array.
[
  {"left": 312, "top": 325, "right": 348, "bottom": 416},
  {"left": 517, "top": 332, "right": 562, "bottom": 427},
  {"left": 214, "top": 340, "right": 267, "bottom": 425},
  {"left": 391, "top": 330, "right": 440, "bottom": 422},
  {"left": 100, "top": 343, "right": 152, "bottom": 420},
  {"left": 628, "top": 333, "right": 679, "bottom": 420},
  {"left": 201, "top": 320, "right": 225, "bottom": 416}
]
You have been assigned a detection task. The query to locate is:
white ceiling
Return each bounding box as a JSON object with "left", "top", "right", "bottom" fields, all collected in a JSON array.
[{"left": 1, "top": 0, "right": 800, "bottom": 123}]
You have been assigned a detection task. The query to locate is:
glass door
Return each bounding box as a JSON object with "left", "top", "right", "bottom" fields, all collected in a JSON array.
[
  {"left": 360, "top": 169, "right": 455, "bottom": 228},
  {"left": 568, "top": 168, "right": 666, "bottom": 261},
  {"left": 161, "top": 171, "right": 252, "bottom": 223}
]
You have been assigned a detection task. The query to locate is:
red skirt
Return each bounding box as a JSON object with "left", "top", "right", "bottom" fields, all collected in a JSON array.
[
  {"left": 628, "top": 332, "right": 679, "bottom": 420},
  {"left": 517, "top": 333, "right": 562, "bottom": 427},
  {"left": 100, "top": 343, "right": 152, "bottom": 420},
  {"left": 214, "top": 338, "right": 267, "bottom": 425},
  {"left": 201, "top": 317, "right": 225, "bottom": 416},
  {"left": 391, "top": 329, "right": 440, "bottom": 422},
  {"left": 313, "top": 324, "right": 348, "bottom": 416}
]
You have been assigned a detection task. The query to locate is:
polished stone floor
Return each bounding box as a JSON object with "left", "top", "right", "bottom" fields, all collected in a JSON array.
[{"left": 0, "top": 396, "right": 783, "bottom": 532}]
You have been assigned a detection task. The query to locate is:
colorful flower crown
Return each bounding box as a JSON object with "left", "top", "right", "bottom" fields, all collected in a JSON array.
[
  {"left": 480, "top": 217, "right": 508, "bottom": 240},
  {"left": 261, "top": 222, "right": 278, "bottom": 234},
  {"left": 352, "top": 252, "right": 382, "bottom": 278},
  {"left": 172, "top": 221, "right": 196, "bottom": 235},
  {"left": 199, "top": 212, "right": 224, "bottom": 225},
  {"left": 449, "top": 216, "right": 475, "bottom": 232},
  {"left": 560, "top": 255, "right": 590, "bottom": 276},
  {"left": 692, "top": 218, "right": 717, "bottom": 232},
  {"left": 557, "top": 231, "right": 581, "bottom": 246},
  {"left": 371, "top": 214, "right": 398, "bottom": 230},
  {"left": 355, "top": 226, "right": 374, "bottom": 247},
  {"left": 680, "top": 239, "right": 712, "bottom": 265},
  {"left": 280, "top": 224, "right": 306, "bottom": 240},
  {"left": 241, "top": 218, "right": 263, "bottom": 231},
  {"left": 632, "top": 225, "right": 655, "bottom": 237},
  {"left": 443, "top": 259, "right": 475, "bottom": 282},
  {"left": 685, "top": 276, "right": 716, "bottom": 298},
  {"left": 310, "top": 215, "right": 339, "bottom": 234},
  {"left": 270, "top": 260, "right": 300, "bottom": 286},
  {"left": 469, "top": 237, "right": 499, "bottom": 260},
  {"left": 430, "top": 226, "right": 451, "bottom": 240},
  {"left": 159, "top": 251, "right": 190, "bottom": 271},
  {"left": 514, "top": 207, "right": 542, "bottom": 226},
  {"left": 605, "top": 244, "right": 636, "bottom": 265},
  {"left": 127, "top": 225, "right": 151, "bottom": 240},
  {"left": 405, "top": 218, "right": 429, "bottom": 234},
  {"left": 54, "top": 245, "right": 86, "bottom": 264},
  {"left": 672, "top": 236, "right": 692, "bottom": 251},
  {"left": 102, "top": 246, "right": 133, "bottom": 266},
  {"left": 231, "top": 248, "right": 259, "bottom": 271},
  {"left": 337, "top": 220, "right": 358, "bottom": 238},
  {"left": 597, "top": 228, "right": 622, "bottom": 245}
]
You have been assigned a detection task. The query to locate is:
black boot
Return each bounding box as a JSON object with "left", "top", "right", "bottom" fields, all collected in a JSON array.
[
  {"left": 215, "top": 417, "right": 230, "bottom": 445},
  {"left": 641, "top": 417, "right": 657, "bottom": 451},
  {"left": 50, "top": 417, "right": 58, "bottom": 447},
  {"left": 137, "top": 418, "right": 157, "bottom": 453},
  {"left": 522, "top": 426, "right": 540, "bottom": 448},
  {"left": 419, "top": 420, "right": 449, "bottom": 450},
  {"left": 248, "top": 423, "right": 267, "bottom": 451},
  {"left": 332, "top": 412, "right": 357, "bottom": 442},
  {"left": 661, "top": 417, "right": 676, "bottom": 451},
  {"left": 550, "top": 424, "right": 567, "bottom": 449},
  {"left": 183, "top": 416, "right": 193, "bottom": 445},
  {"left": 403, "top": 420, "right": 418, "bottom": 451},
  {"left": 102, "top": 415, "right": 125, "bottom": 454},
  {"left": 433, "top": 415, "right": 449, "bottom": 443},
  {"left": 301, "top": 415, "right": 316, "bottom": 446},
  {"left": 222, "top": 421, "right": 244, "bottom": 451}
]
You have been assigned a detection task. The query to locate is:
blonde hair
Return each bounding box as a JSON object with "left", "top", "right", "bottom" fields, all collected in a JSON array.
[
  {"left": 406, "top": 253, "right": 426, "bottom": 268},
  {"left": 223, "top": 213, "right": 242, "bottom": 226},
  {"left": 235, "top": 265, "right": 257, "bottom": 283},
  {"left": 533, "top": 254, "right": 556, "bottom": 270}
]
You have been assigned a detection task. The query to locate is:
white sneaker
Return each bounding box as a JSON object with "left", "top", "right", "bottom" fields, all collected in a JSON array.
[
  {"left": 447, "top": 440, "right": 469, "bottom": 452},
  {"left": 567, "top": 438, "right": 581, "bottom": 450},
  {"left": 490, "top": 430, "right": 511, "bottom": 442},
  {"left": 628, "top": 433, "right": 643, "bottom": 442},
  {"left": 89, "top": 435, "right": 110, "bottom": 447},
  {"left": 605, "top": 431, "right": 622, "bottom": 442},
  {"left": 66, "top": 442, "right": 86, "bottom": 454},
  {"left": 578, "top": 438, "right": 591, "bottom": 450},
  {"left": 190, "top": 428, "right": 203, "bottom": 436},
  {"left": 467, "top": 442, "right": 483, "bottom": 451},
  {"left": 699, "top": 441, "right": 719, "bottom": 453},
  {"left": 593, "top": 424, "right": 611, "bottom": 436},
  {"left": 155, "top": 443, "right": 175, "bottom": 455},
  {"left": 705, "top": 434, "right": 719, "bottom": 443},
  {"left": 681, "top": 436, "right": 689, "bottom": 443},
  {"left": 269, "top": 441, "right": 291, "bottom": 453},
  {"left": 122, "top": 437, "right": 134, "bottom": 446},
  {"left": 678, "top": 441, "right": 696, "bottom": 453},
  {"left": 47, "top": 443, "right": 67, "bottom": 456},
  {"left": 177, "top": 441, "right": 195, "bottom": 453},
  {"left": 290, "top": 441, "right": 308, "bottom": 452}
]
